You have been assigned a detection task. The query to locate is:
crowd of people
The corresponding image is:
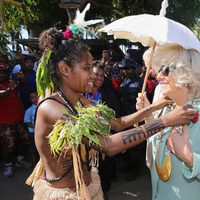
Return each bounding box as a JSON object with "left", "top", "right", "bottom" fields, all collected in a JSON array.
[
  {"left": 0, "top": 26, "right": 200, "bottom": 200},
  {"left": 0, "top": 52, "right": 39, "bottom": 178}
]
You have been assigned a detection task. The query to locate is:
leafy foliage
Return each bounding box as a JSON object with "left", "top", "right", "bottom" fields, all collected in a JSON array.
[
  {"left": 167, "top": 0, "right": 200, "bottom": 28},
  {"left": 0, "top": 33, "right": 9, "bottom": 47},
  {"left": 48, "top": 103, "right": 115, "bottom": 155},
  {"left": 2, "top": 0, "right": 200, "bottom": 36},
  {"left": 110, "top": 0, "right": 200, "bottom": 28},
  {"left": 3, "top": 0, "right": 39, "bottom": 33},
  {"left": 28, "top": 0, "right": 67, "bottom": 36},
  {"left": 0, "top": 33, "right": 10, "bottom": 54}
]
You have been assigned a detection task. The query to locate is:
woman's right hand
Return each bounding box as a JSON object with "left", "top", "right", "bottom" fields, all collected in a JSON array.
[{"left": 161, "top": 105, "right": 195, "bottom": 127}]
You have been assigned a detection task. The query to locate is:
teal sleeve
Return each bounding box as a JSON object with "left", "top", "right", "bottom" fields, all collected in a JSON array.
[{"left": 182, "top": 152, "right": 200, "bottom": 181}]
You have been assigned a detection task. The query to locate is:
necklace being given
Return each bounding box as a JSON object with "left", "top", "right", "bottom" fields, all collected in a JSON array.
[
  {"left": 155, "top": 99, "right": 200, "bottom": 181},
  {"left": 154, "top": 104, "right": 174, "bottom": 182},
  {"left": 155, "top": 131, "right": 171, "bottom": 182}
]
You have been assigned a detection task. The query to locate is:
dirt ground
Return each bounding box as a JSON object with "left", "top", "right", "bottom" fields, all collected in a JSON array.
[{"left": 0, "top": 156, "right": 152, "bottom": 200}]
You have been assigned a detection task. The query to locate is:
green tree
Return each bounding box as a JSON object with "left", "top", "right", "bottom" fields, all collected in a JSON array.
[
  {"left": 28, "top": 0, "right": 68, "bottom": 37},
  {"left": 2, "top": 0, "right": 39, "bottom": 33},
  {"left": 167, "top": 0, "right": 200, "bottom": 28},
  {"left": 110, "top": 0, "right": 200, "bottom": 28},
  {"left": 0, "top": 33, "right": 10, "bottom": 54},
  {"left": 1, "top": 0, "right": 200, "bottom": 37}
]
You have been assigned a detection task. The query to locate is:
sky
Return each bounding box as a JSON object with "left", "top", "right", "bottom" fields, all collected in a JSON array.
[{"left": 21, "top": 26, "right": 28, "bottom": 39}]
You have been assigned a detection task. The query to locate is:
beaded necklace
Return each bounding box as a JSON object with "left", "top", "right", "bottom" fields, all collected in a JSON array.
[
  {"left": 57, "top": 88, "right": 91, "bottom": 166},
  {"left": 57, "top": 88, "right": 78, "bottom": 115}
]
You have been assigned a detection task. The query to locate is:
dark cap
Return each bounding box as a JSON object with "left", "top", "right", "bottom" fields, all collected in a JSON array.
[
  {"left": 126, "top": 49, "right": 144, "bottom": 65},
  {"left": 117, "top": 58, "right": 139, "bottom": 70},
  {"left": 24, "top": 55, "right": 36, "bottom": 63}
]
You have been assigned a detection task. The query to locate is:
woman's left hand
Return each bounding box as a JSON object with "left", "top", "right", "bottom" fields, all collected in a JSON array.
[
  {"left": 167, "top": 126, "right": 194, "bottom": 168},
  {"left": 136, "top": 92, "right": 150, "bottom": 111}
]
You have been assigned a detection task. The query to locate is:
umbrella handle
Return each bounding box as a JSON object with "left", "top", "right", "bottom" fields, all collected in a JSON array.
[
  {"left": 141, "top": 42, "right": 157, "bottom": 94},
  {"left": 134, "top": 42, "right": 157, "bottom": 128}
]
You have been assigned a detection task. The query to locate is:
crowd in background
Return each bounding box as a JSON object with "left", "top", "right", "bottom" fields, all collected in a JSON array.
[
  {"left": 0, "top": 52, "right": 39, "bottom": 178},
  {"left": 0, "top": 43, "right": 159, "bottom": 199},
  {"left": 85, "top": 45, "right": 158, "bottom": 198}
]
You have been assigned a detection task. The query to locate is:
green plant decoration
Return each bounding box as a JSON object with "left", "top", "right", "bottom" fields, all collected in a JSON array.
[{"left": 48, "top": 102, "right": 115, "bottom": 155}]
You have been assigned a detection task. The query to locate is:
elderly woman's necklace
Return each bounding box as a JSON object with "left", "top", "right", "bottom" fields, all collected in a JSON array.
[
  {"left": 154, "top": 104, "right": 175, "bottom": 182},
  {"left": 155, "top": 131, "right": 171, "bottom": 182}
]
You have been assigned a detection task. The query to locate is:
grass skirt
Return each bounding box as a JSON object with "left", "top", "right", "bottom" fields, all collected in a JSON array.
[{"left": 33, "top": 168, "right": 103, "bottom": 200}]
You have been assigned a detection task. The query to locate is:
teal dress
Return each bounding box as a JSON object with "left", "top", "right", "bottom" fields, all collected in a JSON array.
[{"left": 146, "top": 102, "right": 200, "bottom": 200}]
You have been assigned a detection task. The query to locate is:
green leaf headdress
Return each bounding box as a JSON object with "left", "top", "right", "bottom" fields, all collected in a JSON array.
[{"left": 36, "top": 49, "right": 54, "bottom": 98}]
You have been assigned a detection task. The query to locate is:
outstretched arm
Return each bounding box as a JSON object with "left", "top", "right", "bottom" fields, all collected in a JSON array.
[
  {"left": 103, "top": 118, "right": 164, "bottom": 156},
  {"left": 110, "top": 96, "right": 172, "bottom": 132},
  {"left": 79, "top": 93, "right": 171, "bottom": 132},
  {"left": 84, "top": 105, "right": 195, "bottom": 156}
]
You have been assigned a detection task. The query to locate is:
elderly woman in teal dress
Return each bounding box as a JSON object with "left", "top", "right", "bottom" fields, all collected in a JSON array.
[{"left": 137, "top": 45, "right": 200, "bottom": 200}]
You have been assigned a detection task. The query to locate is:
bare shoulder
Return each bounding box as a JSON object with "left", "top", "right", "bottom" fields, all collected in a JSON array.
[
  {"left": 37, "top": 98, "right": 64, "bottom": 123},
  {"left": 35, "top": 98, "right": 68, "bottom": 138}
]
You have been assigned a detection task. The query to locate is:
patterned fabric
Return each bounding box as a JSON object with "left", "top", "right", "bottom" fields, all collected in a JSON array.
[{"left": 85, "top": 92, "right": 102, "bottom": 105}]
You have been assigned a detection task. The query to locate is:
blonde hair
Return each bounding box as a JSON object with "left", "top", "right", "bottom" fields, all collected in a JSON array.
[
  {"left": 143, "top": 47, "right": 151, "bottom": 67},
  {"left": 152, "top": 45, "right": 200, "bottom": 99}
]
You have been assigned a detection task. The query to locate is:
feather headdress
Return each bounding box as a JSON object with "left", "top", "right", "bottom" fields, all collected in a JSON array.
[
  {"left": 74, "top": 3, "right": 104, "bottom": 28},
  {"left": 64, "top": 3, "right": 104, "bottom": 38}
]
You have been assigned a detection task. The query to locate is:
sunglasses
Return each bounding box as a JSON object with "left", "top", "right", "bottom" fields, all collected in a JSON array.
[{"left": 159, "top": 65, "right": 176, "bottom": 76}]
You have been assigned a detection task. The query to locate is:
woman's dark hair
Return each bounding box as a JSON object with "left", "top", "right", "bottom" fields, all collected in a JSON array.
[
  {"left": 39, "top": 27, "right": 90, "bottom": 84},
  {"left": 92, "top": 60, "right": 105, "bottom": 71}
]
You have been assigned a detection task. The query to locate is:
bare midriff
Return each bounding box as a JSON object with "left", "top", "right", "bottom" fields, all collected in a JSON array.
[
  {"left": 43, "top": 155, "right": 91, "bottom": 190},
  {"left": 47, "top": 167, "right": 91, "bottom": 190}
]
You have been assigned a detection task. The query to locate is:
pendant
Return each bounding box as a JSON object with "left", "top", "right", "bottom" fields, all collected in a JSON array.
[
  {"left": 155, "top": 152, "right": 171, "bottom": 182},
  {"left": 80, "top": 144, "right": 87, "bottom": 163}
]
